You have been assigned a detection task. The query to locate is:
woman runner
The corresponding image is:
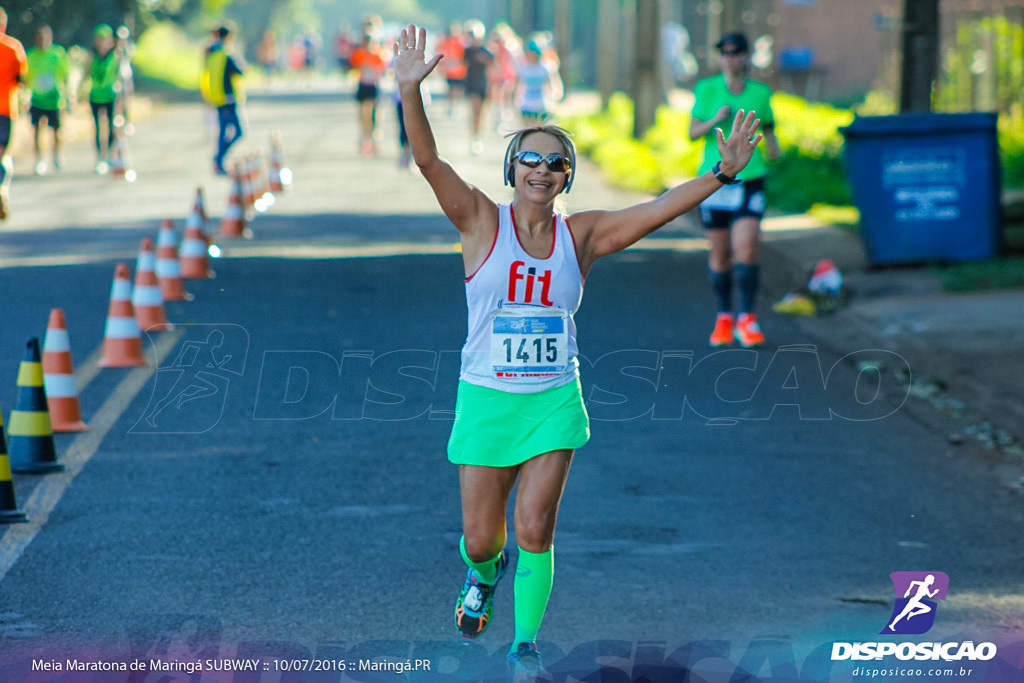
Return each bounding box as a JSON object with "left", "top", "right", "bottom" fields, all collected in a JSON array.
[{"left": 393, "top": 24, "right": 762, "bottom": 682}]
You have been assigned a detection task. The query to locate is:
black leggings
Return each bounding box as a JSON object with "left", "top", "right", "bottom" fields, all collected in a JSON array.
[{"left": 91, "top": 101, "right": 115, "bottom": 155}]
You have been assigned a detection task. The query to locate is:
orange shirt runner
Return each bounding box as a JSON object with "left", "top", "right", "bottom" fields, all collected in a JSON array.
[
  {"left": 349, "top": 45, "right": 386, "bottom": 85},
  {"left": 0, "top": 32, "right": 27, "bottom": 118},
  {"left": 439, "top": 34, "right": 467, "bottom": 81}
]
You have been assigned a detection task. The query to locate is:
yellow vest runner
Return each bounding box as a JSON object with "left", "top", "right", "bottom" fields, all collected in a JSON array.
[{"left": 201, "top": 47, "right": 243, "bottom": 106}]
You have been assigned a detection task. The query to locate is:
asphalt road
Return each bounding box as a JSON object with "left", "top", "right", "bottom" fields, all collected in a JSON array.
[{"left": 0, "top": 80, "right": 1021, "bottom": 682}]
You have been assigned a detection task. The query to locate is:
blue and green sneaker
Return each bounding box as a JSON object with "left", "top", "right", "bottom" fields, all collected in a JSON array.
[{"left": 453, "top": 549, "right": 508, "bottom": 638}]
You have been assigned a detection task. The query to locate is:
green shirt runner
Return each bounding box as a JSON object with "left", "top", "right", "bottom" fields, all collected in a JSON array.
[
  {"left": 691, "top": 73, "right": 774, "bottom": 179},
  {"left": 26, "top": 44, "right": 69, "bottom": 111},
  {"left": 89, "top": 49, "right": 120, "bottom": 104}
]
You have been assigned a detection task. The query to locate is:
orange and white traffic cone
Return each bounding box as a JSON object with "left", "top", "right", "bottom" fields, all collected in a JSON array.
[
  {"left": 0, "top": 406, "right": 29, "bottom": 523},
  {"left": 99, "top": 263, "right": 148, "bottom": 368},
  {"left": 268, "top": 133, "right": 291, "bottom": 192},
  {"left": 251, "top": 150, "right": 275, "bottom": 213},
  {"left": 180, "top": 218, "right": 214, "bottom": 279},
  {"left": 186, "top": 186, "right": 209, "bottom": 243},
  {"left": 108, "top": 135, "right": 137, "bottom": 183},
  {"left": 187, "top": 185, "right": 221, "bottom": 259},
  {"left": 242, "top": 154, "right": 257, "bottom": 211},
  {"left": 9, "top": 337, "right": 65, "bottom": 474},
  {"left": 108, "top": 138, "right": 124, "bottom": 176},
  {"left": 155, "top": 219, "right": 193, "bottom": 302},
  {"left": 220, "top": 168, "right": 248, "bottom": 238},
  {"left": 133, "top": 238, "right": 172, "bottom": 331},
  {"left": 42, "top": 308, "right": 88, "bottom": 432},
  {"left": 257, "top": 151, "right": 269, "bottom": 197}
]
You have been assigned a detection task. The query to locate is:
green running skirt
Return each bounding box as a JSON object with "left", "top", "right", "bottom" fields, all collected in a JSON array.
[{"left": 447, "top": 378, "right": 590, "bottom": 468}]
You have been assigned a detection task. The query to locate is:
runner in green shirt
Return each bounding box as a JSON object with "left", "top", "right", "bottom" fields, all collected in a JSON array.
[
  {"left": 25, "top": 25, "right": 69, "bottom": 175},
  {"left": 87, "top": 24, "right": 120, "bottom": 173},
  {"left": 689, "top": 32, "right": 780, "bottom": 348}
]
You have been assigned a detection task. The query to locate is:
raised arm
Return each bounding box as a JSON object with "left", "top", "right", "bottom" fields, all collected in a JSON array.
[
  {"left": 393, "top": 24, "right": 496, "bottom": 235},
  {"left": 572, "top": 109, "right": 762, "bottom": 274}
]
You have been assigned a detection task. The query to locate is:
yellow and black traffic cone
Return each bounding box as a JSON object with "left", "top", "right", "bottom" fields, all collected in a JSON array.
[
  {"left": 0, "top": 405, "right": 28, "bottom": 523},
  {"left": 8, "top": 338, "right": 64, "bottom": 474}
]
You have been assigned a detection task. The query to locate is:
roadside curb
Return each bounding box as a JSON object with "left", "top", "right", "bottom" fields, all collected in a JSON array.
[{"left": 758, "top": 217, "right": 1024, "bottom": 473}]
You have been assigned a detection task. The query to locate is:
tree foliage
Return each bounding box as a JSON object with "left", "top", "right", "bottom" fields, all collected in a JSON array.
[
  {"left": 0, "top": 0, "right": 487, "bottom": 55},
  {"left": 1, "top": 0, "right": 135, "bottom": 47}
]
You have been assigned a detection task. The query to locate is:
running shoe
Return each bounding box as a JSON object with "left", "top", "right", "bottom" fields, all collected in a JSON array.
[
  {"left": 0, "top": 186, "right": 8, "bottom": 221},
  {"left": 454, "top": 549, "right": 508, "bottom": 638},
  {"left": 734, "top": 312, "right": 766, "bottom": 347},
  {"left": 506, "top": 642, "right": 552, "bottom": 683},
  {"left": 708, "top": 313, "right": 734, "bottom": 347}
]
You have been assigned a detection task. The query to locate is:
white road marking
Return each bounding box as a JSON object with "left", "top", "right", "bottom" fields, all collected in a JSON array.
[{"left": 0, "top": 329, "right": 183, "bottom": 584}]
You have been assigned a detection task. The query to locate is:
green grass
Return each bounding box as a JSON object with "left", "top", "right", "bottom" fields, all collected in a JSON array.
[
  {"left": 935, "top": 221, "right": 1024, "bottom": 291},
  {"left": 937, "top": 257, "right": 1024, "bottom": 292},
  {"left": 808, "top": 203, "right": 860, "bottom": 227}
]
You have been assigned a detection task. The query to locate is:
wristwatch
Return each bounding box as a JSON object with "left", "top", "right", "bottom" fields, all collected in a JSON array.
[{"left": 712, "top": 161, "right": 741, "bottom": 185}]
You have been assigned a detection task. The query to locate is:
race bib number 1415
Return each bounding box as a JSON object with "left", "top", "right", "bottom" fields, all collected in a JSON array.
[{"left": 490, "top": 306, "right": 569, "bottom": 377}]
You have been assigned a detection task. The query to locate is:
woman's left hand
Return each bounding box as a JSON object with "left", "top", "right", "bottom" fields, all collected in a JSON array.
[{"left": 715, "top": 109, "right": 762, "bottom": 177}]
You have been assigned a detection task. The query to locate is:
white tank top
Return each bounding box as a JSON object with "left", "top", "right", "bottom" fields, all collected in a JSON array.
[{"left": 461, "top": 203, "right": 584, "bottom": 393}]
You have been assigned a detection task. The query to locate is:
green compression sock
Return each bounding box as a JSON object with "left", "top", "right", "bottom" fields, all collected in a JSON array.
[
  {"left": 512, "top": 546, "right": 554, "bottom": 646},
  {"left": 460, "top": 535, "right": 503, "bottom": 584}
]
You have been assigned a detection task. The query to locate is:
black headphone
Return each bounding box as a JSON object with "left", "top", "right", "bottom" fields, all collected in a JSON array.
[{"left": 503, "top": 128, "right": 576, "bottom": 194}]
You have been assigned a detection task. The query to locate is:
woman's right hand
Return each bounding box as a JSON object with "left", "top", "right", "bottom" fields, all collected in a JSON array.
[{"left": 393, "top": 24, "right": 443, "bottom": 88}]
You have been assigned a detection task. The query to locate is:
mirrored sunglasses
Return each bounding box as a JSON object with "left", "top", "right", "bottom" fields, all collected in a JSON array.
[{"left": 513, "top": 150, "right": 572, "bottom": 173}]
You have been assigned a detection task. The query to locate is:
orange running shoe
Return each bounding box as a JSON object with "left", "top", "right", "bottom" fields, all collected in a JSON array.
[
  {"left": 709, "top": 313, "right": 734, "bottom": 347},
  {"left": 734, "top": 313, "right": 766, "bottom": 347}
]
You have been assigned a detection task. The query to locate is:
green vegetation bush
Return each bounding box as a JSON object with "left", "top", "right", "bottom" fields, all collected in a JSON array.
[
  {"left": 562, "top": 91, "right": 855, "bottom": 212},
  {"left": 564, "top": 93, "right": 662, "bottom": 193},
  {"left": 133, "top": 22, "right": 205, "bottom": 92},
  {"left": 133, "top": 21, "right": 264, "bottom": 95},
  {"left": 998, "top": 110, "right": 1024, "bottom": 188},
  {"left": 764, "top": 93, "right": 854, "bottom": 212},
  {"left": 938, "top": 259, "right": 1024, "bottom": 292},
  {"left": 936, "top": 15, "right": 1023, "bottom": 114},
  {"left": 562, "top": 90, "right": 1023, "bottom": 216}
]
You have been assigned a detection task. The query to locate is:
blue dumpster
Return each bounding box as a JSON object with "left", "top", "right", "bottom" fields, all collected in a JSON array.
[{"left": 840, "top": 112, "right": 1002, "bottom": 266}]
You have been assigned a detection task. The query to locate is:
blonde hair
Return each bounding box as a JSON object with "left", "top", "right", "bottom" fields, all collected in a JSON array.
[{"left": 503, "top": 125, "right": 576, "bottom": 193}]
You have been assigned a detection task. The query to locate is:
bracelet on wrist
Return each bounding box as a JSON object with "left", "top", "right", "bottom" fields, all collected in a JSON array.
[{"left": 712, "top": 161, "right": 741, "bottom": 185}]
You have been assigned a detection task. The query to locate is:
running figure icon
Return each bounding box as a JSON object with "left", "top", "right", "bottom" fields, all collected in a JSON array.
[
  {"left": 887, "top": 574, "right": 939, "bottom": 632},
  {"left": 142, "top": 330, "right": 231, "bottom": 428}
]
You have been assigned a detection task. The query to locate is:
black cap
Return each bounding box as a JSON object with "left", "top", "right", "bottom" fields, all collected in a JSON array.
[{"left": 715, "top": 32, "right": 749, "bottom": 54}]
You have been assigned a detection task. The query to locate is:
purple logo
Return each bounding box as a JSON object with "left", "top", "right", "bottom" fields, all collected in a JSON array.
[{"left": 881, "top": 571, "right": 949, "bottom": 635}]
